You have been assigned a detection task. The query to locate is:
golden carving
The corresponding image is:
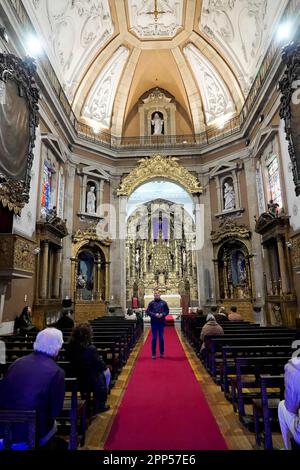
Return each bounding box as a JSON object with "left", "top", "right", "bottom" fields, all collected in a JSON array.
[
  {"left": 117, "top": 154, "right": 203, "bottom": 196},
  {"left": 211, "top": 219, "right": 251, "bottom": 245},
  {"left": 73, "top": 222, "right": 112, "bottom": 246},
  {"left": 0, "top": 235, "right": 36, "bottom": 274},
  {"left": 291, "top": 235, "right": 300, "bottom": 267}
]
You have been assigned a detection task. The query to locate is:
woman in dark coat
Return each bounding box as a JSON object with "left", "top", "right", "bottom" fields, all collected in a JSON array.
[{"left": 65, "top": 323, "right": 110, "bottom": 414}]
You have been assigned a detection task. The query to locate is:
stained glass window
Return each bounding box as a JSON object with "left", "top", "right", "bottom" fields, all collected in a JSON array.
[
  {"left": 267, "top": 156, "right": 282, "bottom": 207},
  {"left": 41, "top": 160, "right": 54, "bottom": 217}
]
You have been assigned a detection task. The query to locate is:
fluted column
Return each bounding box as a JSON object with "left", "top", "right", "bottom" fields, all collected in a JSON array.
[
  {"left": 53, "top": 248, "right": 62, "bottom": 299},
  {"left": 40, "top": 241, "right": 49, "bottom": 299},
  {"left": 223, "top": 260, "right": 229, "bottom": 299},
  {"left": 262, "top": 246, "right": 272, "bottom": 295},
  {"left": 277, "top": 236, "right": 289, "bottom": 294}
]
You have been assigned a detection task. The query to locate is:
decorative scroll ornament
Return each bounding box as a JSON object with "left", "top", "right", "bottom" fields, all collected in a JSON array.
[
  {"left": 211, "top": 219, "right": 251, "bottom": 245},
  {"left": 117, "top": 154, "right": 203, "bottom": 196},
  {"left": 0, "top": 53, "right": 39, "bottom": 214},
  {"left": 279, "top": 41, "right": 300, "bottom": 196},
  {"left": 73, "top": 222, "right": 112, "bottom": 246}
]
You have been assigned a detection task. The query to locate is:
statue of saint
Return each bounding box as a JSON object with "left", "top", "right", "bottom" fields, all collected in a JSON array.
[
  {"left": 237, "top": 253, "right": 247, "bottom": 284},
  {"left": 223, "top": 182, "right": 236, "bottom": 211},
  {"left": 86, "top": 186, "right": 96, "bottom": 214},
  {"left": 267, "top": 199, "right": 279, "bottom": 217},
  {"left": 151, "top": 112, "right": 164, "bottom": 135},
  {"left": 77, "top": 273, "right": 86, "bottom": 289}
]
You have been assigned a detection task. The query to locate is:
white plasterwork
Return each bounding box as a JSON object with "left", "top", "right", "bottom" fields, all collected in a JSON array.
[
  {"left": 183, "top": 43, "right": 235, "bottom": 125},
  {"left": 81, "top": 46, "right": 130, "bottom": 129},
  {"left": 200, "top": 0, "right": 288, "bottom": 95},
  {"left": 128, "top": 0, "right": 183, "bottom": 38},
  {"left": 23, "top": 0, "right": 114, "bottom": 100}
]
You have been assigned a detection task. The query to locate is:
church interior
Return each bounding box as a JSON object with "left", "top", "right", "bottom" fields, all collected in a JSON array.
[{"left": 1, "top": 0, "right": 300, "bottom": 453}]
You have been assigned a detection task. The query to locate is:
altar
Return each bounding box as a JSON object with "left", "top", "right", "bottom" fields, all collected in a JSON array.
[{"left": 144, "top": 294, "right": 181, "bottom": 308}]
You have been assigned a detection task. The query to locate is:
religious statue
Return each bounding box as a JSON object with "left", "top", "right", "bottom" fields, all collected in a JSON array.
[
  {"left": 237, "top": 253, "right": 247, "bottom": 284},
  {"left": 223, "top": 182, "right": 236, "bottom": 211},
  {"left": 151, "top": 112, "right": 164, "bottom": 135},
  {"left": 46, "top": 206, "right": 57, "bottom": 223},
  {"left": 267, "top": 199, "right": 279, "bottom": 217},
  {"left": 77, "top": 273, "right": 86, "bottom": 289},
  {"left": 86, "top": 186, "right": 96, "bottom": 214}
]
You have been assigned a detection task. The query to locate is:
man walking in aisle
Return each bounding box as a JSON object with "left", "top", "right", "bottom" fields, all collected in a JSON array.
[{"left": 146, "top": 290, "right": 169, "bottom": 359}]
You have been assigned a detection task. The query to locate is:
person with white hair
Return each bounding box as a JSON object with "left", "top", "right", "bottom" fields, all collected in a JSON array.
[
  {"left": 200, "top": 313, "right": 224, "bottom": 352},
  {"left": 0, "top": 328, "right": 65, "bottom": 449}
]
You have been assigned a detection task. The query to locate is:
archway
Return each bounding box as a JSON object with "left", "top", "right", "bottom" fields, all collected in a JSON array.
[{"left": 125, "top": 180, "right": 199, "bottom": 314}]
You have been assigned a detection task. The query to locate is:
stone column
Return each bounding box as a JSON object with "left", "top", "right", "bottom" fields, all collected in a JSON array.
[
  {"left": 262, "top": 246, "right": 272, "bottom": 295},
  {"left": 53, "top": 247, "right": 62, "bottom": 299},
  {"left": 62, "top": 162, "right": 76, "bottom": 299},
  {"left": 105, "top": 262, "right": 110, "bottom": 302},
  {"left": 96, "top": 180, "right": 104, "bottom": 217},
  {"left": 109, "top": 177, "right": 127, "bottom": 311},
  {"left": 277, "top": 236, "right": 289, "bottom": 294},
  {"left": 244, "top": 155, "right": 266, "bottom": 323},
  {"left": 213, "top": 259, "right": 220, "bottom": 302},
  {"left": 40, "top": 240, "right": 49, "bottom": 299},
  {"left": 196, "top": 176, "right": 215, "bottom": 307}
]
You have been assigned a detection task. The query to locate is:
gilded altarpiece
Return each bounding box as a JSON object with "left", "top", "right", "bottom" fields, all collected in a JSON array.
[{"left": 126, "top": 200, "right": 198, "bottom": 309}]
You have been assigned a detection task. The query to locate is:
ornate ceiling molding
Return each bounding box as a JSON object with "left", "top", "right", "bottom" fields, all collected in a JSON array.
[
  {"left": 117, "top": 154, "right": 203, "bottom": 196},
  {"left": 81, "top": 46, "right": 129, "bottom": 130},
  {"left": 127, "top": 0, "right": 183, "bottom": 39},
  {"left": 199, "top": 0, "right": 287, "bottom": 95},
  {"left": 211, "top": 219, "right": 251, "bottom": 245},
  {"left": 183, "top": 43, "right": 235, "bottom": 125},
  {"left": 23, "top": 0, "right": 114, "bottom": 100}
]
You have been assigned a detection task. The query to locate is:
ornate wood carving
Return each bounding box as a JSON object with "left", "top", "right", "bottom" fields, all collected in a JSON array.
[
  {"left": 211, "top": 219, "right": 251, "bottom": 245},
  {"left": 0, "top": 234, "right": 36, "bottom": 275},
  {"left": 279, "top": 41, "right": 300, "bottom": 196},
  {"left": 73, "top": 222, "right": 112, "bottom": 246},
  {"left": 0, "top": 53, "right": 39, "bottom": 214},
  {"left": 117, "top": 154, "right": 203, "bottom": 196}
]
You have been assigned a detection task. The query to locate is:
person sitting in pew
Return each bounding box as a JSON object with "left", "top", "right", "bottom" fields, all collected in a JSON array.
[
  {"left": 125, "top": 308, "right": 137, "bottom": 321},
  {"left": 200, "top": 314, "right": 224, "bottom": 352},
  {"left": 65, "top": 324, "right": 111, "bottom": 415},
  {"left": 56, "top": 309, "right": 74, "bottom": 331},
  {"left": 15, "top": 306, "right": 39, "bottom": 333},
  {"left": 278, "top": 355, "right": 300, "bottom": 449},
  {"left": 0, "top": 328, "right": 65, "bottom": 449},
  {"left": 228, "top": 306, "right": 243, "bottom": 321},
  {"left": 215, "top": 306, "right": 229, "bottom": 322}
]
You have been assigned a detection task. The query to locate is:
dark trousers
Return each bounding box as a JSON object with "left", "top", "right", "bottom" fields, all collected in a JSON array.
[{"left": 151, "top": 322, "right": 165, "bottom": 356}]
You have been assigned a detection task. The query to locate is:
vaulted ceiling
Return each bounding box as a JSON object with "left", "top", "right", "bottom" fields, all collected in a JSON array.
[{"left": 22, "top": 0, "right": 288, "bottom": 136}]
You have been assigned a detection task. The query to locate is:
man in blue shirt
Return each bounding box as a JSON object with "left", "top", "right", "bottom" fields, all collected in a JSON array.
[{"left": 146, "top": 290, "right": 169, "bottom": 359}]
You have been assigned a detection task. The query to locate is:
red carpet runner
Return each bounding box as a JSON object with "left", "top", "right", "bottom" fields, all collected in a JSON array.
[{"left": 104, "top": 327, "right": 227, "bottom": 450}]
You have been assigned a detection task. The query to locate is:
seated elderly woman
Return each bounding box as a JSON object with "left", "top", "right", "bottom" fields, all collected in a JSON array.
[
  {"left": 200, "top": 314, "right": 224, "bottom": 352},
  {"left": 0, "top": 328, "right": 65, "bottom": 449}
]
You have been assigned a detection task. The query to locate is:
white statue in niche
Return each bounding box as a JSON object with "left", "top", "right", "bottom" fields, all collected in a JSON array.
[
  {"left": 86, "top": 186, "right": 96, "bottom": 214},
  {"left": 223, "top": 181, "right": 236, "bottom": 211},
  {"left": 151, "top": 112, "right": 164, "bottom": 135}
]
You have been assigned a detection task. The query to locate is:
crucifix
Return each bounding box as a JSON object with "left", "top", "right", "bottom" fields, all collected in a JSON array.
[{"left": 146, "top": 0, "right": 165, "bottom": 22}]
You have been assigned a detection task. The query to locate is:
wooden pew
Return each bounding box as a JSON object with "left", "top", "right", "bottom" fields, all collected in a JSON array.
[
  {"left": 233, "top": 356, "right": 290, "bottom": 427},
  {"left": 252, "top": 375, "right": 284, "bottom": 450}
]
